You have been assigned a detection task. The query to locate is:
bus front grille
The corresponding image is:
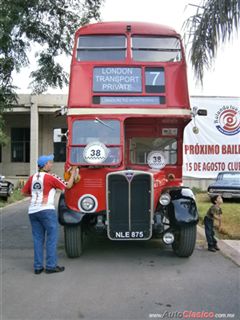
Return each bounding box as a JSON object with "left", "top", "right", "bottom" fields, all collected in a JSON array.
[{"left": 107, "top": 171, "right": 153, "bottom": 240}]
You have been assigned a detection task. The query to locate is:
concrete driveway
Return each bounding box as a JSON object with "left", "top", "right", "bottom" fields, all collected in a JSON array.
[{"left": 1, "top": 200, "right": 239, "bottom": 320}]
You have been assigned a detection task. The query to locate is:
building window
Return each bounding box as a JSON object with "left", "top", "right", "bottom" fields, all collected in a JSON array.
[
  {"left": 53, "top": 128, "right": 67, "bottom": 162},
  {"left": 11, "top": 128, "right": 30, "bottom": 162}
]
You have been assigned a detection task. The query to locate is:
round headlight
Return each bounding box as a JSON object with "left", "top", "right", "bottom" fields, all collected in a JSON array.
[
  {"left": 163, "top": 232, "right": 175, "bottom": 245},
  {"left": 78, "top": 194, "right": 98, "bottom": 213},
  {"left": 159, "top": 193, "right": 171, "bottom": 206},
  {"left": 81, "top": 197, "right": 94, "bottom": 211}
]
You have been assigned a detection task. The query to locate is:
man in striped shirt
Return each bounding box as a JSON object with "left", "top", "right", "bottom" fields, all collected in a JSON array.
[{"left": 22, "top": 154, "right": 77, "bottom": 274}]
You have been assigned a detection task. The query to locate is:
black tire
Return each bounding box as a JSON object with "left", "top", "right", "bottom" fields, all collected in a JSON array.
[
  {"left": 64, "top": 224, "right": 83, "bottom": 258},
  {"left": 172, "top": 224, "right": 197, "bottom": 257}
]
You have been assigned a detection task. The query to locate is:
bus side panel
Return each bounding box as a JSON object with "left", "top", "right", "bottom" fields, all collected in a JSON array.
[
  {"left": 68, "top": 64, "right": 92, "bottom": 107},
  {"left": 166, "top": 63, "right": 190, "bottom": 108}
]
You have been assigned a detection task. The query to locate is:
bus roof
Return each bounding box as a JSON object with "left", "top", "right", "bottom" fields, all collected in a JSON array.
[{"left": 76, "top": 21, "right": 179, "bottom": 38}]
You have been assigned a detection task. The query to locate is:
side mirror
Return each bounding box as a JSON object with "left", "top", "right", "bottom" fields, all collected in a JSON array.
[{"left": 191, "top": 107, "right": 207, "bottom": 134}]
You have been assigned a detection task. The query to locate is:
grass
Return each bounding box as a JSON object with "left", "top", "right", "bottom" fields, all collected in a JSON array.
[
  {"left": 0, "top": 189, "right": 25, "bottom": 208},
  {"left": 196, "top": 193, "right": 240, "bottom": 240}
]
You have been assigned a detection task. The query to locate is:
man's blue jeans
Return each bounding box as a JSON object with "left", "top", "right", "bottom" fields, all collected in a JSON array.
[{"left": 29, "top": 209, "right": 58, "bottom": 270}]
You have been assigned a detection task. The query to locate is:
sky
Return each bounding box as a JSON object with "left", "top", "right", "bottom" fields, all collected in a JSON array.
[{"left": 13, "top": 0, "right": 240, "bottom": 97}]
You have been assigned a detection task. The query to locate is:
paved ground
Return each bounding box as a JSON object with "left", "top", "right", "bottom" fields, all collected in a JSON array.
[
  {"left": 223, "top": 240, "right": 240, "bottom": 256},
  {"left": 1, "top": 200, "right": 239, "bottom": 320},
  {"left": 197, "top": 226, "right": 240, "bottom": 266}
]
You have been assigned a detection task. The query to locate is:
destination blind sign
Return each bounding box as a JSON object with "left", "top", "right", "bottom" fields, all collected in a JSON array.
[{"left": 93, "top": 67, "right": 142, "bottom": 92}]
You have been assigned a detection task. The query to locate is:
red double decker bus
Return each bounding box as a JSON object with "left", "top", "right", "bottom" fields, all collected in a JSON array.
[{"left": 58, "top": 21, "right": 200, "bottom": 258}]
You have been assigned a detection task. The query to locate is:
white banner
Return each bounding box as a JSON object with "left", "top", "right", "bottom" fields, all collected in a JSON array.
[{"left": 183, "top": 97, "right": 240, "bottom": 178}]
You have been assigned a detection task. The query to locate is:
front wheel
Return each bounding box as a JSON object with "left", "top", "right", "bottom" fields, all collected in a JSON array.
[
  {"left": 172, "top": 224, "right": 197, "bottom": 257},
  {"left": 64, "top": 224, "right": 83, "bottom": 258}
]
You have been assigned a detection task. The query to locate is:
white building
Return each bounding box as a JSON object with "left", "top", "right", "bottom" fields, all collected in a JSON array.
[{"left": 1, "top": 94, "right": 67, "bottom": 182}]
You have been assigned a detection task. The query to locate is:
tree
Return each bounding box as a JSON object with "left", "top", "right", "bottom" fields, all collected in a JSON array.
[
  {"left": 183, "top": 0, "right": 240, "bottom": 84},
  {"left": 0, "top": 0, "right": 104, "bottom": 113}
]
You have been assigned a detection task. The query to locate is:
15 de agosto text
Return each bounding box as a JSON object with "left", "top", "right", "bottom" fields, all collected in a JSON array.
[{"left": 184, "top": 144, "right": 240, "bottom": 172}]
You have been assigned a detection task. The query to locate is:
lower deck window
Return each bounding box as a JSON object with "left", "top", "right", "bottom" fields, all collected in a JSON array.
[{"left": 130, "top": 137, "right": 177, "bottom": 165}]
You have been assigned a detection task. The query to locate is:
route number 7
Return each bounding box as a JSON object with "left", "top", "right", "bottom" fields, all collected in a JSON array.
[{"left": 150, "top": 72, "right": 160, "bottom": 86}]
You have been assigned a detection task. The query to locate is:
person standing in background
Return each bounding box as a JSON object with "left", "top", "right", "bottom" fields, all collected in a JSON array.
[{"left": 204, "top": 195, "right": 223, "bottom": 252}]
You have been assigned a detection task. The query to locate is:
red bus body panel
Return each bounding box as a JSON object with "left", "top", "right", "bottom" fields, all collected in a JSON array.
[{"left": 65, "top": 21, "right": 191, "bottom": 213}]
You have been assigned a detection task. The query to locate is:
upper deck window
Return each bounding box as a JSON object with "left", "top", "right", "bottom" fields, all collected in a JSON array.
[
  {"left": 131, "top": 36, "right": 182, "bottom": 62},
  {"left": 77, "top": 35, "right": 126, "bottom": 61}
]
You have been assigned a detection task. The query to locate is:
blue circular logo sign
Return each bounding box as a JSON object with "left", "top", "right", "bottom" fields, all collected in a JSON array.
[{"left": 214, "top": 106, "right": 240, "bottom": 136}]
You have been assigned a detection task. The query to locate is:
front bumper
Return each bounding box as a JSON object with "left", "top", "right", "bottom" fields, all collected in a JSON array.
[
  {"left": 208, "top": 190, "right": 240, "bottom": 199},
  {"left": 0, "top": 181, "right": 13, "bottom": 198},
  {"left": 58, "top": 192, "right": 85, "bottom": 225}
]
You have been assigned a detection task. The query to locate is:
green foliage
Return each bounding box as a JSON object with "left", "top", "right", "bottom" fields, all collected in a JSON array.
[
  {"left": 183, "top": 0, "right": 240, "bottom": 84},
  {"left": 30, "top": 52, "right": 69, "bottom": 94},
  {"left": 191, "top": 186, "right": 205, "bottom": 194},
  {"left": 0, "top": 114, "right": 9, "bottom": 145},
  {"left": 0, "top": 0, "right": 104, "bottom": 144},
  {"left": 0, "top": 0, "right": 104, "bottom": 107},
  {"left": 0, "top": 189, "right": 25, "bottom": 208}
]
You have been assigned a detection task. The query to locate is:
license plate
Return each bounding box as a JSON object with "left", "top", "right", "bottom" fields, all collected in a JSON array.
[{"left": 114, "top": 231, "right": 144, "bottom": 239}]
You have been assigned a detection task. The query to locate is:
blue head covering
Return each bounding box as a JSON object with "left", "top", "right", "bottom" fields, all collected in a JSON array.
[{"left": 37, "top": 154, "right": 54, "bottom": 168}]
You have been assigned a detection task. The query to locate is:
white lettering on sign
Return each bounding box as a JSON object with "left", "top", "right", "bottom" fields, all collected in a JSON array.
[
  {"left": 102, "top": 83, "right": 131, "bottom": 91},
  {"left": 149, "top": 72, "right": 161, "bottom": 85},
  {"left": 95, "top": 75, "right": 139, "bottom": 83},
  {"left": 115, "top": 231, "right": 144, "bottom": 238},
  {"left": 101, "top": 68, "right": 133, "bottom": 75},
  {"left": 93, "top": 67, "right": 142, "bottom": 92}
]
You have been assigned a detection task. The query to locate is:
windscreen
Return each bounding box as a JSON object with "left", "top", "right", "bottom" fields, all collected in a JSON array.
[
  {"left": 70, "top": 119, "right": 121, "bottom": 165},
  {"left": 219, "top": 173, "right": 240, "bottom": 180}
]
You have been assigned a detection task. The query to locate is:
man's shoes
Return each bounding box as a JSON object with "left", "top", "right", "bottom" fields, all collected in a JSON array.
[
  {"left": 45, "top": 266, "right": 65, "bottom": 274},
  {"left": 214, "top": 245, "right": 220, "bottom": 251},
  {"left": 208, "top": 247, "right": 216, "bottom": 252},
  {"left": 34, "top": 268, "right": 44, "bottom": 274}
]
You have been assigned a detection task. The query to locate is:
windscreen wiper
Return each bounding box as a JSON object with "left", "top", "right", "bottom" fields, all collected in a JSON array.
[{"left": 95, "top": 117, "right": 114, "bottom": 130}]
